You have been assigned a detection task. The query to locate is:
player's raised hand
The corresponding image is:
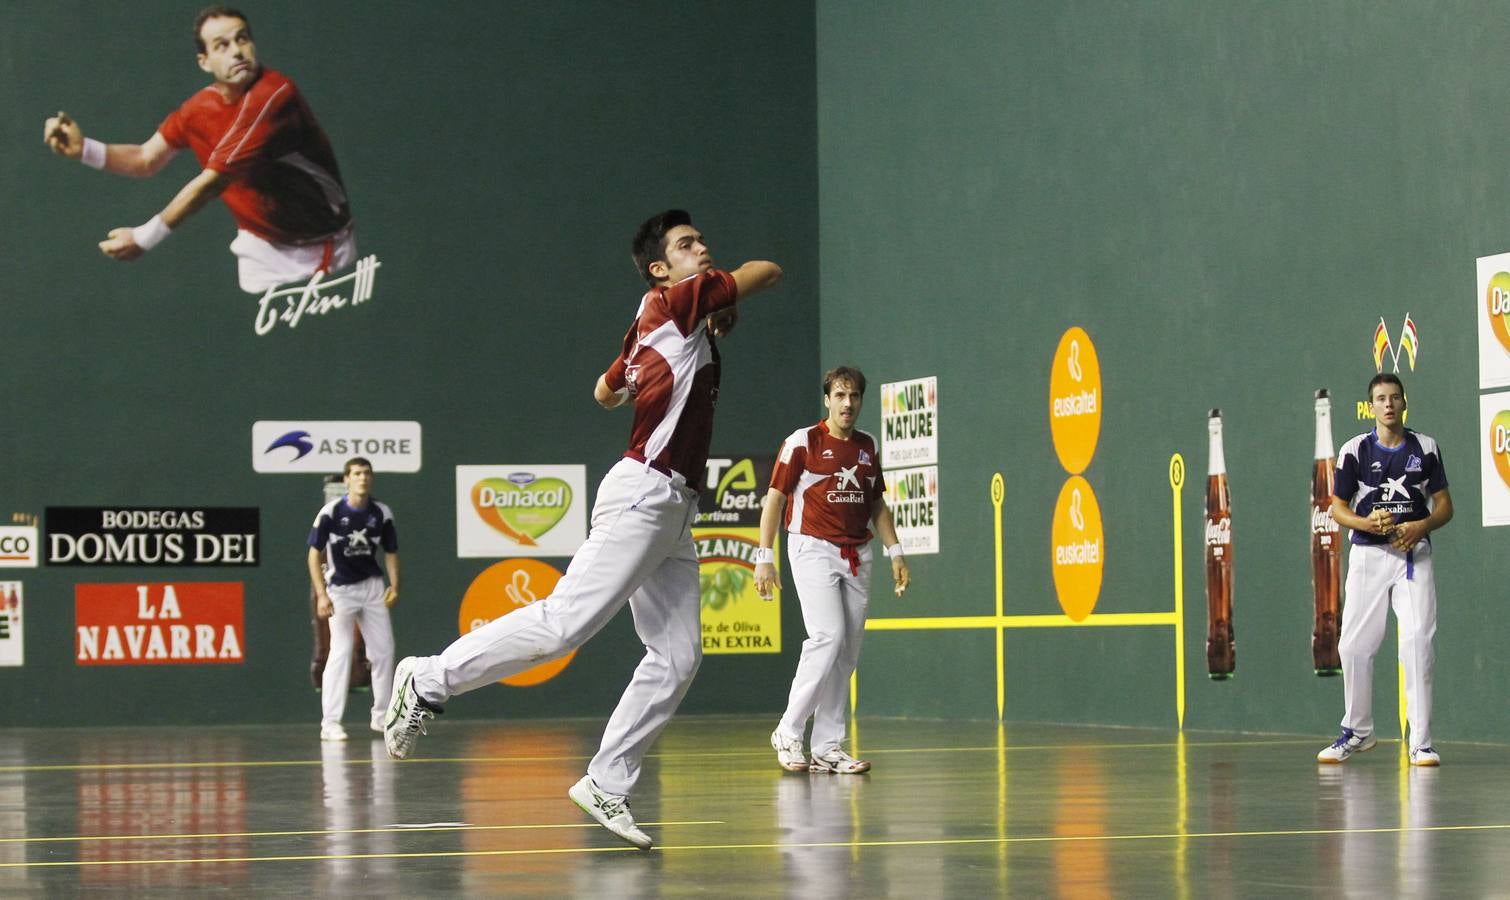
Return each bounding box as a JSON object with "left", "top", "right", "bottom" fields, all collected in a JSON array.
[
  {"left": 708, "top": 306, "right": 738, "bottom": 338},
  {"left": 44, "top": 111, "right": 83, "bottom": 158},
  {"left": 99, "top": 227, "right": 145, "bottom": 261}
]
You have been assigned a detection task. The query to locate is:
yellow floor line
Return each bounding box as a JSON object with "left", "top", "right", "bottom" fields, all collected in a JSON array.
[
  {"left": 0, "top": 821, "right": 725, "bottom": 846},
  {"left": 6, "top": 821, "right": 1510, "bottom": 869}
]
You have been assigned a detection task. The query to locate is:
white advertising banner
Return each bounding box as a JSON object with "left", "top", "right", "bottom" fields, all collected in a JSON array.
[
  {"left": 455, "top": 465, "right": 589, "bottom": 557},
  {"left": 880, "top": 376, "right": 939, "bottom": 468},
  {"left": 252, "top": 421, "right": 422, "bottom": 473},
  {"left": 1476, "top": 252, "right": 1510, "bottom": 389},
  {"left": 1480, "top": 391, "right": 1510, "bottom": 527},
  {"left": 882, "top": 465, "right": 939, "bottom": 555},
  {"left": 0, "top": 582, "right": 22, "bottom": 667},
  {"left": 0, "top": 526, "right": 39, "bottom": 568}
]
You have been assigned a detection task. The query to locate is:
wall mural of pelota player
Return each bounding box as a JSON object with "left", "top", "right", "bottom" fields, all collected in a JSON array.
[{"left": 41, "top": 6, "right": 379, "bottom": 336}]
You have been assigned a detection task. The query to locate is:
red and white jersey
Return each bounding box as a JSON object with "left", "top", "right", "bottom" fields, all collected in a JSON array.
[
  {"left": 769, "top": 420, "right": 886, "bottom": 545},
  {"left": 602, "top": 269, "right": 738, "bottom": 481},
  {"left": 159, "top": 68, "right": 351, "bottom": 245}
]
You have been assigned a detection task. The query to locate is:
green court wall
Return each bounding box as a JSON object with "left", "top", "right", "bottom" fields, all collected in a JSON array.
[
  {"left": 6, "top": 2, "right": 1508, "bottom": 747},
  {"left": 818, "top": 1, "right": 1509, "bottom": 741},
  {"left": 1, "top": 1, "right": 818, "bottom": 726}
]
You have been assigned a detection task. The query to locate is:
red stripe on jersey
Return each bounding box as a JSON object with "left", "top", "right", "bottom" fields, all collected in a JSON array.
[
  {"left": 769, "top": 420, "right": 885, "bottom": 544},
  {"left": 608, "top": 269, "right": 737, "bottom": 480}
]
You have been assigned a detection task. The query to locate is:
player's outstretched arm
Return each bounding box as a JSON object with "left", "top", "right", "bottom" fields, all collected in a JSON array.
[
  {"left": 44, "top": 114, "right": 177, "bottom": 178},
  {"left": 99, "top": 166, "right": 231, "bottom": 261},
  {"left": 730, "top": 261, "right": 782, "bottom": 300}
]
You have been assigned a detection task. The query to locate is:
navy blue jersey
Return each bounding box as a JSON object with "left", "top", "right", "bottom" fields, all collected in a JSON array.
[
  {"left": 1334, "top": 429, "right": 1448, "bottom": 547},
  {"left": 308, "top": 497, "right": 397, "bottom": 585}
]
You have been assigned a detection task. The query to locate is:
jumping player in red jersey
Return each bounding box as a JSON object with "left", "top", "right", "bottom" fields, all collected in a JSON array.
[
  {"left": 382, "top": 210, "right": 781, "bottom": 850},
  {"left": 42, "top": 7, "right": 354, "bottom": 293},
  {"left": 754, "top": 365, "right": 910, "bottom": 775}
]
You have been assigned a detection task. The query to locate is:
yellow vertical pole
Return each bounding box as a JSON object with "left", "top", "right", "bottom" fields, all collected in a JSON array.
[
  {"left": 1170, "top": 454, "right": 1186, "bottom": 729},
  {"left": 992, "top": 473, "right": 1005, "bottom": 720}
]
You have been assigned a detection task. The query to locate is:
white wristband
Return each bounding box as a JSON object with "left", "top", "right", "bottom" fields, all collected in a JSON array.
[
  {"left": 131, "top": 215, "right": 171, "bottom": 251},
  {"left": 885, "top": 544, "right": 904, "bottom": 559},
  {"left": 752, "top": 547, "right": 775, "bottom": 565},
  {"left": 80, "top": 138, "right": 107, "bottom": 170}
]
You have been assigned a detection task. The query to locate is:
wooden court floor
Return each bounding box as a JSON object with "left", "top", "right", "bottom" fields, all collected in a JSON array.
[{"left": 1, "top": 716, "right": 1507, "bottom": 897}]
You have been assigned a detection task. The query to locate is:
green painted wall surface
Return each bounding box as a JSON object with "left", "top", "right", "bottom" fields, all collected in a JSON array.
[
  {"left": 819, "top": 1, "right": 1509, "bottom": 740},
  {"left": 1, "top": 1, "right": 818, "bottom": 726}
]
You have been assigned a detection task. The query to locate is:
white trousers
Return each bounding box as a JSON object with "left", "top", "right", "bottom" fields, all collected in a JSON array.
[
  {"left": 1338, "top": 541, "right": 1437, "bottom": 750},
  {"left": 230, "top": 225, "right": 356, "bottom": 294},
  {"left": 776, "top": 533, "right": 872, "bottom": 756},
  {"left": 412, "top": 458, "right": 703, "bottom": 796},
  {"left": 322, "top": 575, "right": 395, "bottom": 728}
]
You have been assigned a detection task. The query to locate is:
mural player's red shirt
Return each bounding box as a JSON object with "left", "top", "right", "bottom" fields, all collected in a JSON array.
[{"left": 159, "top": 68, "right": 351, "bottom": 245}]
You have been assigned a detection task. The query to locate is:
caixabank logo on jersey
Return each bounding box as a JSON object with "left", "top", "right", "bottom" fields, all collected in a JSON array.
[
  {"left": 455, "top": 465, "right": 587, "bottom": 557},
  {"left": 75, "top": 582, "right": 243, "bottom": 665},
  {"left": 45, "top": 508, "right": 259, "bottom": 566}
]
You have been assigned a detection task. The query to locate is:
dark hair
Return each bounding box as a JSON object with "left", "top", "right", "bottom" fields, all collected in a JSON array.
[
  {"left": 823, "top": 366, "right": 867, "bottom": 396},
  {"left": 343, "top": 457, "right": 373, "bottom": 477},
  {"left": 194, "top": 6, "right": 251, "bottom": 54},
  {"left": 1366, "top": 372, "right": 1404, "bottom": 400},
  {"left": 632, "top": 209, "right": 692, "bottom": 285}
]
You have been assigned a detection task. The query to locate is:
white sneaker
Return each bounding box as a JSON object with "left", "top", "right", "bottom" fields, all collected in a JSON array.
[
  {"left": 320, "top": 723, "right": 348, "bottom": 742},
  {"left": 384, "top": 657, "right": 442, "bottom": 760},
  {"left": 810, "top": 748, "right": 871, "bottom": 774},
  {"left": 1317, "top": 728, "right": 1376, "bottom": 763},
  {"left": 771, "top": 730, "right": 809, "bottom": 772},
  {"left": 568, "top": 776, "right": 652, "bottom": 850},
  {"left": 1409, "top": 746, "right": 1441, "bottom": 767}
]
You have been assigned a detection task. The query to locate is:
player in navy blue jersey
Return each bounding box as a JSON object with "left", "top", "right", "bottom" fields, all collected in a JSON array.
[
  {"left": 307, "top": 457, "right": 400, "bottom": 742},
  {"left": 1317, "top": 374, "right": 1453, "bottom": 767}
]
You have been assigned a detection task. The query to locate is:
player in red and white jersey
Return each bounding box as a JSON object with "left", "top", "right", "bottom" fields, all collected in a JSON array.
[
  {"left": 42, "top": 7, "right": 354, "bottom": 292},
  {"left": 754, "top": 366, "right": 910, "bottom": 775},
  {"left": 383, "top": 210, "right": 781, "bottom": 850}
]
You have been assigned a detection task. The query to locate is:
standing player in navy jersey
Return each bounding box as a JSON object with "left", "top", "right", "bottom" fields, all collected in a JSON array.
[
  {"left": 42, "top": 7, "right": 354, "bottom": 292},
  {"left": 308, "top": 457, "right": 400, "bottom": 742},
  {"left": 754, "top": 366, "right": 910, "bottom": 775},
  {"left": 384, "top": 210, "right": 781, "bottom": 850},
  {"left": 1318, "top": 373, "right": 1453, "bottom": 766}
]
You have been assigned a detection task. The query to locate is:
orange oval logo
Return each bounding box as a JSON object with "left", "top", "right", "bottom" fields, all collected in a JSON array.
[
  {"left": 1049, "top": 327, "right": 1102, "bottom": 474},
  {"left": 1488, "top": 272, "right": 1510, "bottom": 355},
  {"left": 1051, "top": 475, "right": 1105, "bottom": 622},
  {"left": 458, "top": 559, "right": 575, "bottom": 686},
  {"left": 1491, "top": 409, "right": 1510, "bottom": 491}
]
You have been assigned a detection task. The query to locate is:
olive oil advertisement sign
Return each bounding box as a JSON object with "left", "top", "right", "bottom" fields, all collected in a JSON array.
[{"left": 694, "top": 455, "right": 780, "bottom": 654}]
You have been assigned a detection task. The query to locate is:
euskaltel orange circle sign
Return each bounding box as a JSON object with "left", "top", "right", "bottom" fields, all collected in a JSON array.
[
  {"left": 1049, "top": 327, "right": 1102, "bottom": 475},
  {"left": 458, "top": 559, "right": 575, "bottom": 686}
]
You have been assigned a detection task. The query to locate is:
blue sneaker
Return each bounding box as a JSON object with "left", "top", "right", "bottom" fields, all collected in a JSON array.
[
  {"left": 1317, "top": 728, "right": 1376, "bottom": 763},
  {"left": 1409, "top": 746, "right": 1440, "bottom": 767}
]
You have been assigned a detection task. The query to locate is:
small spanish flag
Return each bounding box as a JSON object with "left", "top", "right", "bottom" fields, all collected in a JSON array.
[
  {"left": 1372, "top": 319, "right": 1393, "bottom": 373},
  {"left": 1398, "top": 313, "right": 1418, "bottom": 371}
]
